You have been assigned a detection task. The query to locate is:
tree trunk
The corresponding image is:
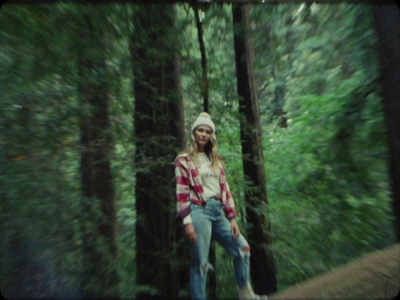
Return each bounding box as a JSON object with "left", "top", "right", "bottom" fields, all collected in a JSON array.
[
  {"left": 192, "top": 4, "right": 217, "bottom": 298},
  {"left": 194, "top": 4, "right": 210, "bottom": 113},
  {"left": 373, "top": 3, "right": 400, "bottom": 242},
  {"left": 130, "top": 4, "right": 185, "bottom": 299},
  {"left": 78, "top": 8, "right": 118, "bottom": 298},
  {"left": 232, "top": 3, "right": 277, "bottom": 295}
]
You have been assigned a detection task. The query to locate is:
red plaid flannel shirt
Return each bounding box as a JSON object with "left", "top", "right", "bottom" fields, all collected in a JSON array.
[{"left": 175, "top": 153, "right": 237, "bottom": 222}]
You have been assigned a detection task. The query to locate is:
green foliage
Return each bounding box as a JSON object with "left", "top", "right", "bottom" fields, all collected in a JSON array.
[
  {"left": 264, "top": 89, "right": 395, "bottom": 289},
  {"left": 0, "top": 1, "right": 397, "bottom": 298},
  {"left": 250, "top": 2, "right": 395, "bottom": 291}
]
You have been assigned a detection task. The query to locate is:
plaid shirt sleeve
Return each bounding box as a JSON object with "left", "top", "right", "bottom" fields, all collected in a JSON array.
[
  {"left": 224, "top": 181, "right": 237, "bottom": 219},
  {"left": 221, "top": 167, "right": 237, "bottom": 220},
  {"left": 175, "top": 156, "right": 191, "bottom": 221}
]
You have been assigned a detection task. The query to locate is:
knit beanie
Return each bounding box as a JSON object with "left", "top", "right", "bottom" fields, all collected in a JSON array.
[{"left": 191, "top": 112, "right": 216, "bottom": 133}]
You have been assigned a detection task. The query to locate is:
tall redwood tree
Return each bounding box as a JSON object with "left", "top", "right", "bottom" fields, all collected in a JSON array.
[
  {"left": 232, "top": 2, "right": 277, "bottom": 295},
  {"left": 78, "top": 7, "right": 119, "bottom": 297},
  {"left": 130, "top": 4, "right": 185, "bottom": 299},
  {"left": 373, "top": 2, "right": 400, "bottom": 242}
]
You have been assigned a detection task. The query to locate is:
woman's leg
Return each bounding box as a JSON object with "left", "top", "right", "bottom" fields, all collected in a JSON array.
[
  {"left": 212, "top": 213, "right": 250, "bottom": 288},
  {"left": 211, "top": 207, "right": 268, "bottom": 299},
  {"left": 190, "top": 205, "right": 213, "bottom": 299}
]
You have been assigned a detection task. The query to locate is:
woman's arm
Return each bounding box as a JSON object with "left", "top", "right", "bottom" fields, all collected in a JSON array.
[
  {"left": 230, "top": 218, "right": 241, "bottom": 239},
  {"left": 175, "top": 157, "right": 191, "bottom": 221},
  {"left": 223, "top": 180, "right": 237, "bottom": 220},
  {"left": 175, "top": 157, "right": 198, "bottom": 243},
  {"left": 184, "top": 223, "right": 197, "bottom": 243}
]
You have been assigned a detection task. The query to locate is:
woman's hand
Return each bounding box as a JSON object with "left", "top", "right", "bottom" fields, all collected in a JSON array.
[
  {"left": 184, "top": 223, "right": 197, "bottom": 243},
  {"left": 230, "top": 218, "right": 240, "bottom": 239}
]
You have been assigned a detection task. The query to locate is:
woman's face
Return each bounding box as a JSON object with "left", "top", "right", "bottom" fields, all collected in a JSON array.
[{"left": 193, "top": 125, "right": 213, "bottom": 151}]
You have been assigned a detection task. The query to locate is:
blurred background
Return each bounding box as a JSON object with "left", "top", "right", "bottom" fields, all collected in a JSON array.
[{"left": 0, "top": 1, "right": 398, "bottom": 299}]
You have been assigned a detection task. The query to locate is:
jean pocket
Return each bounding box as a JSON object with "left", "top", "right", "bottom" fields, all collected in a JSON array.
[{"left": 190, "top": 202, "right": 201, "bottom": 211}]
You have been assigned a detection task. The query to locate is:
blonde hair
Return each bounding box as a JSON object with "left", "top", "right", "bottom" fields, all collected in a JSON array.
[{"left": 185, "top": 131, "right": 222, "bottom": 174}]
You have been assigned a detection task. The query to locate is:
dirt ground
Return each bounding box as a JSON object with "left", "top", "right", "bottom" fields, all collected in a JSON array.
[{"left": 270, "top": 243, "right": 400, "bottom": 300}]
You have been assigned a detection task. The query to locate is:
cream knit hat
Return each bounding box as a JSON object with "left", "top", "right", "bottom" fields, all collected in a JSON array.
[{"left": 191, "top": 112, "right": 216, "bottom": 133}]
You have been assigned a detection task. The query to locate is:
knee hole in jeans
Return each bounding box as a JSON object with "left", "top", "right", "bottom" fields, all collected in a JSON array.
[
  {"left": 239, "top": 246, "right": 251, "bottom": 257},
  {"left": 241, "top": 246, "right": 250, "bottom": 253},
  {"left": 199, "top": 262, "right": 214, "bottom": 278}
]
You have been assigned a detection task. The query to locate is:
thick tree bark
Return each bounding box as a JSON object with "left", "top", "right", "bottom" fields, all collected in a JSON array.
[
  {"left": 232, "top": 3, "right": 277, "bottom": 295},
  {"left": 373, "top": 3, "right": 400, "bottom": 242},
  {"left": 130, "top": 4, "right": 185, "bottom": 299},
  {"left": 78, "top": 9, "right": 118, "bottom": 298}
]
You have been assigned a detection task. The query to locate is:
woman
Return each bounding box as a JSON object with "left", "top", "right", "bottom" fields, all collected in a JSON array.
[{"left": 175, "top": 112, "right": 268, "bottom": 300}]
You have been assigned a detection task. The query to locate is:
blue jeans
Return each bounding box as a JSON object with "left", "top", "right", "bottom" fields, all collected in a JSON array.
[{"left": 190, "top": 198, "right": 250, "bottom": 300}]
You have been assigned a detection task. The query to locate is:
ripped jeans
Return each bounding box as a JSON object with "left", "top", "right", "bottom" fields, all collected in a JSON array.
[{"left": 190, "top": 198, "right": 250, "bottom": 300}]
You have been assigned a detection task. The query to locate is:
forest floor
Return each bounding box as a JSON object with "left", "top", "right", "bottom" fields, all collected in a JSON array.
[{"left": 269, "top": 243, "right": 400, "bottom": 300}]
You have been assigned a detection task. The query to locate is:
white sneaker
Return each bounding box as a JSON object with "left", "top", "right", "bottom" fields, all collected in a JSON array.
[{"left": 238, "top": 284, "right": 268, "bottom": 300}]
